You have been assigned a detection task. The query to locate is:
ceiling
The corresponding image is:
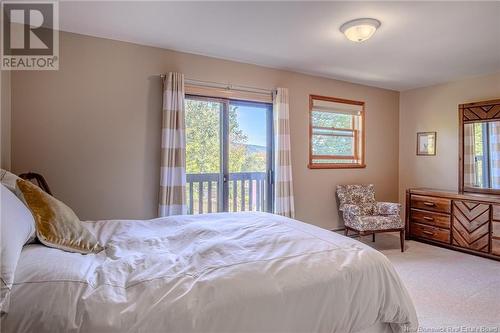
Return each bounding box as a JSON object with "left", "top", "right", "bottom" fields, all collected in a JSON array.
[{"left": 58, "top": 1, "right": 500, "bottom": 91}]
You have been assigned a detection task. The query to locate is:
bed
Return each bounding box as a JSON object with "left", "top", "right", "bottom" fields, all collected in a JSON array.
[{"left": 2, "top": 212, "right": 418, "bottom": 333}]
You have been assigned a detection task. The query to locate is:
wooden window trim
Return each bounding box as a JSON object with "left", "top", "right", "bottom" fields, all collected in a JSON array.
[
  {"left": 312, "top": 126, "right": 354, "bottom": 133},
  {"left": 308, "top": 94, "right": 366, "bottom": 169},
  {"left": 311, "top": 155, "right": 356, "bottom": 160},
  {"left": 308, "top": 163, "right": 366, "bottom": 169}
]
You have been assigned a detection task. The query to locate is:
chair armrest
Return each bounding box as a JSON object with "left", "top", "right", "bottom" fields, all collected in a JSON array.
[
  {"left": 377, "top": 202, "right": 401, "bottom": 215},
  {"left": 341, "top": 204, "right": 361, "bottom": 222}
]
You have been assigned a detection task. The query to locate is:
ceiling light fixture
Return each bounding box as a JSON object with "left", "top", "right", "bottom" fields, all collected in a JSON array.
[{"left": 340, "top": 18, "right": 381, "bottom": 43}]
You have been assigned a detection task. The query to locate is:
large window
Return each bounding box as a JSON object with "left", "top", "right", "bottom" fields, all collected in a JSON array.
[
  {"left": 185, "top": 95, "right": 273, "bottom": 214},
  {"left": 308, "top": 95, "right": 365, "bottom": 169}
]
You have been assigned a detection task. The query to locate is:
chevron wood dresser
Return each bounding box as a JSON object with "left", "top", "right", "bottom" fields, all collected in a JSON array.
[{"left": 406, "top": 188, "right": 500, "bottom": 261}]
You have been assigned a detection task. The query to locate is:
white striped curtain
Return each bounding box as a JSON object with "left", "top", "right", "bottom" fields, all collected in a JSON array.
[
  {"left": 159, "top": 72, "right": 187, "bottom": 216},
  {"left": 273, "top": 88, "right": 295, "bottom": 218},
  {"left": 489, "top": 122, "right": 500, "bottom": 188},
  {"left": 463, "top": 124, "right": 476, "bottom": 187}
]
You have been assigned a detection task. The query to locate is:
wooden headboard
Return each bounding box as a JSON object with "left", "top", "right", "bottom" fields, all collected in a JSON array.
[{"left": 19, "top": 172, "right": 52, "bottom": 195}]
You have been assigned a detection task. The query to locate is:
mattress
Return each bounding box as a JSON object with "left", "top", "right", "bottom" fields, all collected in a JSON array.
[{"left": 2, "top": 212, "right": 418, "bottom": 332}]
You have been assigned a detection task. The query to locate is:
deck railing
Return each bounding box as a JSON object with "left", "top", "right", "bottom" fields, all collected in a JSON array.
[{"left": 186, "top": 172, "right": 269, "bottom": 214}]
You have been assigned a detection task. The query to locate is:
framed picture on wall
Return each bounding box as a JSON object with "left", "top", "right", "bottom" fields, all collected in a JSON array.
[{"left": 417, "top": 132, "right": 436, "bottom": 156}]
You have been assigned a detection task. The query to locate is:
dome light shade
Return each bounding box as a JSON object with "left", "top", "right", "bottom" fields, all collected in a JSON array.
[{"left": 340, "top": 18, "right": 381, "bottom": 42}]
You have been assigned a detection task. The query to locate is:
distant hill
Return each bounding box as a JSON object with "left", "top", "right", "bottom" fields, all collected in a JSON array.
[
  {"left": 230, "top": 142, "right": 267, "bottom": 154},
  {"left": 245, "top": 144, "right": 266, "bottom": 154}
]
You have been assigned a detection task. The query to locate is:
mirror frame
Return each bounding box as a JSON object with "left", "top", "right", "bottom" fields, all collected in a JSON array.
[{"left": 459, "top": 98, "right": 500, "bottom": 194}]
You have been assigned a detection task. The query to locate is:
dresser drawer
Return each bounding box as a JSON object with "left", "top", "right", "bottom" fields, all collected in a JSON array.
[
  {"left": 410, "top": 222, "right": 450, "bottom": 243},
  {"left": 410, "top": 209, "right": 451, "bottom": 229},
  {"left": 492, "top": 205, "right": 500, "bottom": 221},
  {"left": 492, "top": 238, "right": 500, "bottom": 256},
  {"left": 411, "top": 195, "right": 451, "bottom": 213},
  {"left": 492, "top": 221, "right": 500, "bottom": 256},
  {"left": 492, "top": 221, "right": 500, "bottom": 236}
]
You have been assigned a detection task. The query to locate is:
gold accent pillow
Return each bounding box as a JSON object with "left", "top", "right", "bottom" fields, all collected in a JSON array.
[{"left": 16, "top": 179, "right": 104, "bottom": 254}]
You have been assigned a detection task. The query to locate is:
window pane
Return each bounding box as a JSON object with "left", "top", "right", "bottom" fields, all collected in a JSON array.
[
  {"left": 228, "top": 101, "right": 268, "bottom": 173},
  {"left": 473, "top": 122, "right": 485, "bottom": 187},
  {"left": 312, "top": 134, "right": 354, "bottom": 156},
  {"left": 312, "top": 111, "right": 352, "bottom": 129},
  {"left": 185, "top": 98, "right": 222, "bottom": 215},
  {"left": 474, "top": 122, "right": 484, "bottom": 157},
  {"left": 228, "top": 101, "right": 270, "bottom": 213},
  {"left": 185, "top": 99, "right": 221, "bottom": 174}
]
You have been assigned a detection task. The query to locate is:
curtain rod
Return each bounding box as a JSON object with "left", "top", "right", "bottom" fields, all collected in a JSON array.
[{"left": 159, "top": 75, "right": 275, "bottom": 96}]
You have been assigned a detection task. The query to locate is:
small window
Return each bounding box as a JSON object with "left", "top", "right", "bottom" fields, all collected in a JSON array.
[{"left": 308, "top": 95, "right": 365, "bottom": 169}]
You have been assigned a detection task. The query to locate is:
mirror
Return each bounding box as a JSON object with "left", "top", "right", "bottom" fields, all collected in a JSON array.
[
  {"left": 463, "top": 121, "right": 500, "bottom": 189},
  {"left": 460, "top": 99, "right": 500, "bottom": 194}
]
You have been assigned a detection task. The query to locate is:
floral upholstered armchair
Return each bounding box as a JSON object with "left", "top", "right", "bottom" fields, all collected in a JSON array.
[{"left": 336, "top": 184, "right": 405, "bottom": 252}]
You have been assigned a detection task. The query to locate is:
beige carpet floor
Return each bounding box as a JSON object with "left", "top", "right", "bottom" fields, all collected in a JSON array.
[{"left": 355, "top": 233, "right": 500, "bottom": 330}]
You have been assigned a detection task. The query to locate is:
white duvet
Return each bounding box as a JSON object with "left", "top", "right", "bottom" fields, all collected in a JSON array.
[{"left": 3, "top": 212, "right": 417, "bottom": 333}]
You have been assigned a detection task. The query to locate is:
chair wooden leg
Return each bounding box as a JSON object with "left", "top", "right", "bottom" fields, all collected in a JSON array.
[
  {"left": 400, "top": 229, "right": 405, "bottom": 252},
  {"left": 344, "top": 227, "right": 349, "bottom": 236},
  {"left": 372, "top": 233, "right": 375, "bottom": 242}
]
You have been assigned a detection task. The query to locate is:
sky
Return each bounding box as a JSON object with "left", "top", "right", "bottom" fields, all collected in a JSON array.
[{"left": 234, "top": 104, "right": 267, "bottom": 147}]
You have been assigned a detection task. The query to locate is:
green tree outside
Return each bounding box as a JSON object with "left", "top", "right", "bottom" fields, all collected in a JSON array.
[
  {"left": 185, "top": 99, "right": 266, "bottom": 174},
  {"left": 311, "top": 111, "right": 353, "bottom": 156}
]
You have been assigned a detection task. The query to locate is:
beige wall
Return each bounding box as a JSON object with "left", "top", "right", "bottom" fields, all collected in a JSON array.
[
  {"left": 11, "top": 32, "right": 400, "bottom": 229},
  {"left": 1, "top": 70, "right": 11, "bottom": 170},
  {"left": 399, "top": 72, "right": 500, "bottom": 205}
]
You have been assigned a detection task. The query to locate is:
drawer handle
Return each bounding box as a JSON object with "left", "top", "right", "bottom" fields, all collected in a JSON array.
[
  {"left": 423, "top": 216, "right": 434, "bottom": 221},
  {"left": 423, "top": 202, "right": 436, "bottom": 207},
  {"left": 422, "top": 230, "right": 435, "bottom": 236}
]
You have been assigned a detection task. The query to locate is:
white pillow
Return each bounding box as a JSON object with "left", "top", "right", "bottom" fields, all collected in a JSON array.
[
  {"left": 0, "top": 169, "right": 20, "bottom": 193},
  {"left": 0, "top": 183, "right": 36, "bottom": 314}
]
